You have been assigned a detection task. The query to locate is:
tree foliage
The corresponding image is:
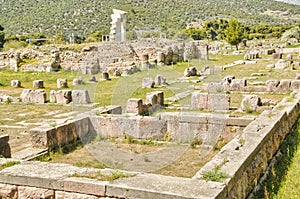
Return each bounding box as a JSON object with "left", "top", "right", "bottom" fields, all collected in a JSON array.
[
  {"left": 0, "top": 0, "right": 299, "bottom": 39},
  {"left": 224, "top": 19, "right": 245, "bottom": 50},
  {"left": 0, "top": 25, "right": 5, "bottom": 49}
]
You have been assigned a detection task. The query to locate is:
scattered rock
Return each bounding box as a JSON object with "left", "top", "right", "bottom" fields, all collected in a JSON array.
[
  {"left": 11, "top": 80, "right": 21, "bottom": 88},
  {"left": 33, "top": 80, "right": 44, "bottom": 89},
  {"left": 142, "top": 78, "right": 155, "bottom": 88}
]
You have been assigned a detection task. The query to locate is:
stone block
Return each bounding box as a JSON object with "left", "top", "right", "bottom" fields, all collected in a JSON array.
[
  {"left": 63, "top": 177, "right": 107, "bottom": 196},
  {"left": 50, "top": 90, "right": 56, "bottom": 103},
  {"left": 266, "top": 80, "right": 279, "bottom": 92},
  {"left": 241, "top": 95, "right": 261, "bottom": 112},
  {"left": 191, "top": 92, "right": 208, "bottom": 110},
  {"left": 295, "top": 73, "right": 300, "bottom": 80},
  {"left": 57, "top": 78, "right": 68, "bottom": 88},
  {"left": 275, "top": 60, "right": 287, "bottom": 69},
  {"left": 266, "top": 64, "right": 275, "bottom": 69},
  {"left": 56, "top": 90, "right": 72, "bottom": 104},
  {"left": 125, "top": 98, "right": 143, "bottom": 115},
  {"left": 272, "top": 53, "right": 282, "bottom": 59},
  {"left": 20, "top": 89, "right": 46, "bottom": 104},
  {"left": 207, "top": 93, "right": 230, "bottom": 111},
  {"left": 33, "top": 80, "right": 44, "bottom": 88},
  {"left": 207, "top": 82, "right": 224, "bottom": 93},
  {"left": 145, "top": 93, "right": 157, "bottom": 105},
  {"left": 146, "top": 91, "right": 163, "bottom": 106},
  {"left": 0, "top": 183, "right": 17, "bottom": 199},
  {"left": 275, "top": 79, "right": 291, "bottom": 93},
  {"left": 73, "top": 78, "right": 82, "bottom": 85},
  {"left": 155, "top": 74, "right": 166, "bottom": 85},
  {"left": 142, "top": 78, "right": 155, "bottom": 88},
  {"left": 230, "top": 79, "right": 247, "bottom": 91},
  {"left": 11, "top": 80, "right": 21, "bottom": 88},
  {"left": 72, "top": 90, "right": 91, "bottom": 104},
  {"left": 55, "top": 191, "right": 98, "bottom": 199},
  {"left": 18, "top": 186, "right": 54, "bottom": 199},
  {"left": 0, "top": 134, "right": 11, "bottom": 158},
  {"left": 291, "top": 80, "right": 300, "bottom": 90},
  {"left": 222, "top": 75, "right": 235, "bottom": 84},
  {"left": 183, "top": 66, "right": 197, "bottom": 77}
]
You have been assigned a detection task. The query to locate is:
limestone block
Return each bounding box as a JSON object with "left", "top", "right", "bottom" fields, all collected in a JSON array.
[
  {"left": 145, "top": 91, "right": 164, "bottom": 106},
  {"left": 146, "top": 93, "right": 157, "bottom": 105},
  {"left": 291, "top": 80, "right": 300, "bottom": 90},
  {"left": 20, "top": 89, "right": 46, "bottom": 104},
  {"left": 275, "top": 79, "right": 291, "bottom": 93},
  {"left": 63, "top": 177, "right": 107, "bottom": 196},
  {"left": 157, "top": 51, "right": 165, "bottom": 64},
  {"left": 207, "top": 82, "right": 224, "bottom": 93},
  {"left": 241, "top": 95, "right": 261, "bottom": 112},
  {"left": 20, "top": 89, "right": 32, "bottom": 103},
  {"left": 125, "top": 98, "right": 143, "bottom": 115},
  {"left": 222, "top": 75, "right": 235, "bottom": 84},
  {"left": 191, "top": 92, "right": 208, "bottom": 110},
  {"left": 18, "top": 186, "right": 54, "bottom": 199},
  {"left": 50, "top": 90, "right": 56, "bottom": 103},
  {"left": 266, "top": 64, "right": 275, "bottom": 69},
  {"left": 275, "top": 60, "right": 287, "bottom": 69},
  {"left": 272, "top": 53, "right": 282, "bottom": 59},
  {"left": 55, "top": 191, "right": 98, "bottom": 199},
  {"left": 11, "top": 80, "right": 21, "bottom": 88},
  {"left": 266, "top": 80, "right": 279, "bottom": 92},
  {"left": 73, "top": 78, "right": 82, "bottom": 85},
  {"left": 56, "top": 90, "right": 72, "bottom": 104},
  {"left": 142, "top": 78, "right": 155, "bottom": 88},
  {"left": 32, "top": 90, "right": 47, "bottom": 104},
  {"left": 230, "top": 79, "right": 247, "bottom": 91},
  {"left": 33, "top": 80, "right": 44, "bottom": 88},
  {"left": 207, "top": 93, "right": 230, "bottom": 111},
  {"left": 57, "top": 78, "right": 68, "bottom": 88},
  {"left": 155, "top": 74, "right": 166, "bottom": 85},
  {"left": 71, "top": 90, "right": 91, "bottom": 104},
  {"left": 0, "top": 134, "right": 11, "bottom": 158},
  {"left": 0, "top": 184, "right": 17, "bottom": 199},
  {"left": 295, "top": 73, "right": 300, "bottom": 80},
  {"left": 183, "top": 66, "right": 197, "bottom": 77},
  {"left": 286, "top": 53, "right": 293, "bottom": 61}
]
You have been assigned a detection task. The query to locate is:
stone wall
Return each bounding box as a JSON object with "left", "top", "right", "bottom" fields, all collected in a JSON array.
[
  {"left": 30, "top": 117, "right": 96, "bottom": 150},
  {"left": 0, "top": 135, "right": 11, "bottom": 158},
  {"left": 194, "top": 92, "right": 300, "bottom": 199}
]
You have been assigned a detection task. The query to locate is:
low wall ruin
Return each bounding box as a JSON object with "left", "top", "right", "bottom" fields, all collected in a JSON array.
[{"left": 1, "top": 92, "right": 300, "bottom": 198}]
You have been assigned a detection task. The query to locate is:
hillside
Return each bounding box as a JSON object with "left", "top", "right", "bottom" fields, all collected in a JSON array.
[{"left": 0, "top": 0, "right": 300, "bottom": 37}]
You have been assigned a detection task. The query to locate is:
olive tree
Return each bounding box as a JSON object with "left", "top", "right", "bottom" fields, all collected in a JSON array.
[{"left": 224, "top": 19, "right": 244, "bottom": 51}]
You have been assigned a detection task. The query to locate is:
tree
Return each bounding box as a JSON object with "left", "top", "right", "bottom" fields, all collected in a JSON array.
[
  {"left": 224, "top": 19, "right": 244, "bottom": 51},
  {"left": 0, "top": 25, "right": 5, "bottom": 49}
]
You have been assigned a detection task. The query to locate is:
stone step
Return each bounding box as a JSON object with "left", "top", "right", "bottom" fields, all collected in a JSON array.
[{"left": 12, "top": 148, "right": 48, "bottom": 161}]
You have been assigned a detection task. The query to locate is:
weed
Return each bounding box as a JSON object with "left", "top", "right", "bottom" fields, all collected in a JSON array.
[
  {"left": 0, "top": 161, "right": 20, "bottom": 171},
  {"left": 144, "top": 156, "right": 151, "bottom": 162},
  {"left": 202, "top": 166, "right": 230, "bottom": 182},
  {"left": 74, "top": 160, "right": 105, "bottom": 169}
]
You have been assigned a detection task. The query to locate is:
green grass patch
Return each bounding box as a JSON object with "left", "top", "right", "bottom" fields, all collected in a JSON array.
[
  {"left": 251, "top": 116, "right": 300, "bottom": 198},
  {"left": 0, "top": 161, "right": 20, "bottom": 170}
]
